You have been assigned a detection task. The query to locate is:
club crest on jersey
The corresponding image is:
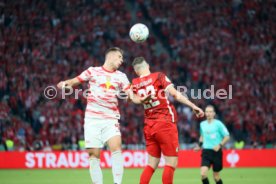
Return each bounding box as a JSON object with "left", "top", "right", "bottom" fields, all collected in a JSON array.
[{"left": 100, "top": 76, "right": 116, "bottom": 91}]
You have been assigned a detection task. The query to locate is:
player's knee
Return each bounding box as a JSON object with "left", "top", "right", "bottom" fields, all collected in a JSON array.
[
  {"left": 164, "top": 157, "right": 178, "bottom": 168},
  {"left": 201, "top": 173, "right": 208, "bottom": 179},
  {"left": 200, "top": 170, "right": 208, "bottom": 179},
  {"left": 108, "top": 141, "right": 121, "bottom": 152},
  {"left": 148, "top": 163, "right": 158, "bottom": 170},
  {"left": 87, "top": 149, "right": 100, "bottom": 159},
  {"left": 213, "top": 172, "right": 220, "bottom": 181},
  {"left": 165, "top": 160, "right": 178, "bottom": 168},
  {"left": 148, "top": 155, "right": 160, "bottom": 170},
  {"left": 148, "top": 160, "right": 159, "bottom": 170},
  {"left": 109, "top": 145, "right": 121, "bottom": 152},
  {"left": 107, "top": 136, "right": 122, "bottom": 152},
  {"left": 88, "top": 152, "right": 100, "bottom": 159}
]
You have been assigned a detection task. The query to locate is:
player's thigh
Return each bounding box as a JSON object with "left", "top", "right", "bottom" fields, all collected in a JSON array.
[
  {"left": 212, "top": 150, "right": 223, "bottom": 172},
  {"left": 148, "top": 154, "right": 161, "bottom": 169},
  {"left": 201, "top": 149, "right": 212, "bottom": 169},
  {"left": 102, "top": 119, "right": 122, "bottom": 151},
  {"left": 84, "top": 118, "right": 104, "bottom": 148},
  {"left": 155, "top": 123, "right": 179, "bottom": 157},
  {"left": 144, "top": 126, "right": 162, "bottom": 158},
  {"left": 164, "top": 156, "right": 178, "bottom": 168}
]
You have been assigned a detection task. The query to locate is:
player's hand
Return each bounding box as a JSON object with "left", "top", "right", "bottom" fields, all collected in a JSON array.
[
  {"left": 193, "top": 145, "right": 201, "bottom": 152},
  {"left": 193, "top": 107, "right": 204, "bottom": 118},
  {"left": 57, "top": 81, "right": 64, "bottom": 89},
  {"left": 57, "top": 81, "right": 69, "bottom": 89},
  {"left": 140, "top": 95, "right": 152, "bottom": 104},
  {"left": 213, "top": 145, "right": 221, "bottom": 152}
]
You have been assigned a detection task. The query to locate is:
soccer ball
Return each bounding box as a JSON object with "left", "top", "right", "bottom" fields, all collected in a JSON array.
[{"left": 129, "top": 23, "right": 149, "bottom": 43}]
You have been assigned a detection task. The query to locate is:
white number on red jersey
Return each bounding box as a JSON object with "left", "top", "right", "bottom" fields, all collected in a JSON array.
[{"left": 137, "top": 85, "right": 160, "bottom": 109}]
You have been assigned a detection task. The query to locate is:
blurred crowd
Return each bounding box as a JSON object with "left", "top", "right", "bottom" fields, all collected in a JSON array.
[{"left": 0, "top": 0, "right": 275, "bottom": 151}]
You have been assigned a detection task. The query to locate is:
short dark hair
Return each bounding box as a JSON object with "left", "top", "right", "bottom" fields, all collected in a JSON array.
[
  {"left": 105, "top": 47, "right": 124, "bottom": 57},
  {"left": 132, "top": 57, "right": 146, "bottom": 66}
]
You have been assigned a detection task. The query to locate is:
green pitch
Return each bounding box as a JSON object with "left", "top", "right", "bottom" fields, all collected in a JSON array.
[{"left": 0, "top": 168, "right": 275, "bottom": 184}]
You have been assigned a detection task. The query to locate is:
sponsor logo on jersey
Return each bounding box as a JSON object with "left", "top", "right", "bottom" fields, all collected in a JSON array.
[{"left": 99, "top": 76, "right": 116, "bottom": 90}]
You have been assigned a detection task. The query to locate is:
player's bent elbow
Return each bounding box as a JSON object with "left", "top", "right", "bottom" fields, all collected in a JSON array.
[
  {"left": 224, "top": 136, "right": 230, "bottom": 142},
  {"left": 167, "top": 86, "right": 178, "bottom": 98}
]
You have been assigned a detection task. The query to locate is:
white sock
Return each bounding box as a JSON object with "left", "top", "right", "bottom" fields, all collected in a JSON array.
[
  {"left": 111, "top": 150, "right": 124, "bottom": 184},
  {"left": 89, "top": 157, "right": 103, "bottom": 184}
]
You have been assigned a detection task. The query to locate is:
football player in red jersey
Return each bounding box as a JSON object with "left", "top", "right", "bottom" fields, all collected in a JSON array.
[{"left": 131, "top": 57, "right": 204, "bottom": 184}]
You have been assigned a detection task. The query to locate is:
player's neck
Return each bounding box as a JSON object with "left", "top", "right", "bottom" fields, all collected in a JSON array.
[
  {"left": 207, "top": 119, "right": 214, "bottom": 123},
  {"left": 102, "top": 63, "right": 116, "bottom": 72},
  {"left": 139, "top": 70, "right": 151, "bottom": 77}
]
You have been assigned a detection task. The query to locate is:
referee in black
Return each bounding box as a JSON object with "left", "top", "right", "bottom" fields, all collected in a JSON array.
[{"left": 194, "top": 105, "right": 230, "bottom": 184}]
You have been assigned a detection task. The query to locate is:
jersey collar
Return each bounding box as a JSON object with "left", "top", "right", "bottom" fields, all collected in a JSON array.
[
  {"left": 140, "top": 73, "right": 151, "bottom": 78},
  {"left": 102, "top": 66, "right": 116, "bottom": 73}
]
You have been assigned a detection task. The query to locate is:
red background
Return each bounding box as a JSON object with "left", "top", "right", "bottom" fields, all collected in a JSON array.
[{"left": 0, "top": 149, "right": 275, "bottom": 169}]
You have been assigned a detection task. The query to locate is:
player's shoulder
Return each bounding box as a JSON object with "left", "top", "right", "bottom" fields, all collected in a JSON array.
[
  {"left": 88, "top": 66, "right": 99, "bottom": 72},
  {"left": 153, "top": 72, "right": 164, "bottom": 77},
  {"left": 114, "top": 70, "right": 128, "bottom": 80},
  {"left": 149, "top": 72, "right": 164, "bottom": 81},
  {"left": 82, "top": 66, "right": 95, "bottom": 74},
  {"left": 115, "top": 69, "right": 127, "bottom": 76},
  {"left": 200, "top": 120, "right": 208, "bottom": 126},
  {"left": 155, "top": 72, "right": 172, "bottom": 82},
  {"left": 214, "top": 119, "right": 224, "bottom": 125}
]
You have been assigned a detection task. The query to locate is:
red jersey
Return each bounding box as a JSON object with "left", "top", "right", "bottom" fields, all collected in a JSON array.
[{"left": 132, "top": 72, "right": 177, "bottom": 125}]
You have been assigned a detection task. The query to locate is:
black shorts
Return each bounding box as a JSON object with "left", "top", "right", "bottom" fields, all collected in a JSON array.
[{"left": 201, "top": 149, "right": 223, "bottom": 172}]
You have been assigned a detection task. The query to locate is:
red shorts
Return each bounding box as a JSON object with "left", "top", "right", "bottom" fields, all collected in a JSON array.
[{"left": 143, "top": 121, "right": 179, "bottom": 158}]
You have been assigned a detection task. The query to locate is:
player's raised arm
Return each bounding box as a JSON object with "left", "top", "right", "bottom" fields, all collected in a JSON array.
[
  {"left": 167, "top": 85, "right": 204, "bottom": 118},
  {"left": 57, "top": 77, "right": 81, "bottom": 89},
  {"left": 126, "top": 88, "right": 151, "bottom": 104},
  {"left": 57, "top": 67, "right": 92, "bottom": 89}
]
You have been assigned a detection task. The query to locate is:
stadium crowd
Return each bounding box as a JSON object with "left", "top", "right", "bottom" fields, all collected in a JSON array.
[{"left": 0, "top": 0, "right": 275, "bottom": 151}]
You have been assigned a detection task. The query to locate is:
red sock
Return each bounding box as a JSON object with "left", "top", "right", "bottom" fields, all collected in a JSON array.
[
  {"left": 140, "top": 165, "right": 155, "bottom": 184},
  {"left": 162, "top": 165, "right": 175, "bottom": 184}
]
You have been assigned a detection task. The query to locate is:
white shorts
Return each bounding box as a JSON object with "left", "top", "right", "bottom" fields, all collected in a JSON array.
[{"left": 84, "top": 118, "right": 121, "bottom": 148}]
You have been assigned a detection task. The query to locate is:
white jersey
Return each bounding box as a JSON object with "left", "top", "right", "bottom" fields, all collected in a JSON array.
[{"left": 77, "top": 66, "right": 130, "bottom": 119}]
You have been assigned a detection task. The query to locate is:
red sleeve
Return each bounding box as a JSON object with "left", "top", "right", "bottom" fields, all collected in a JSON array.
[
  {"left": 158, "top": 72, "right": 173, "bottom": 90},
  {"left": 77, "top": 76, "right": 85, "bottom": 83}
]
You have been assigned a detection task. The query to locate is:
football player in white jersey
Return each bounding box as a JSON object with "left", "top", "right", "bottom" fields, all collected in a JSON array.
[{"left": 57, "top": 47, "right": 144, "bottom": 184}]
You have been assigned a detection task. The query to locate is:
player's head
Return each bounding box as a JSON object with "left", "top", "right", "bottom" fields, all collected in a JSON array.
[
  {"left": 205, "top": 105, "right": 216, "bottom": 120},
  {"left": 132, "top": 57, "right": 150, "bottom": 76},
  {"left": 104, "top": 47, "right": 124, "bottom": 70}
]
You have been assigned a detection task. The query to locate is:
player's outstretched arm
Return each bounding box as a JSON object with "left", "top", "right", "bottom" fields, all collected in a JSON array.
[
  {"left": 126, "top": 89, "right": 151, "bottom": 104},
  {"left": 167, "top": 85, "right": 204, "bottom": 118},
  {"left": 57, "top": 77, "right": 81, "bottom": 89}
]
